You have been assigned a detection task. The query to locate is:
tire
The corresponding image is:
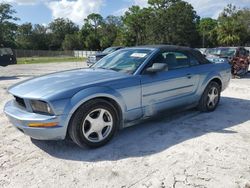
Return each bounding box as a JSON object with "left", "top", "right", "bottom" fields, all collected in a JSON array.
[
  {"left": 68, "top": 99, "right": 119, "bottom": 148},
  {"left": 198, "top": 81, "right": 221, "bottom": 112}
]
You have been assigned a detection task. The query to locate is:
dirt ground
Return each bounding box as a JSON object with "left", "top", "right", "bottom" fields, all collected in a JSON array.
[{"left": 0, "top": 62, "right": 250, "bottom": 188}]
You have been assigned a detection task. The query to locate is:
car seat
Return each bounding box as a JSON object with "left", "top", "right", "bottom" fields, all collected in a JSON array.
[{"left": 165, "top": 53, "right": 177, "bottom": 70}]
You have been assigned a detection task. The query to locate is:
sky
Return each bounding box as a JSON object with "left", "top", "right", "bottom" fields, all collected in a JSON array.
[{"left": 2, "top": 0, "right": 250, "bottom": 25}]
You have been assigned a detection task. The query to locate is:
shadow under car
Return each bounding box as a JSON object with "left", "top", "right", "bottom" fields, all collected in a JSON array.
[{"left": 31, "top": 96, "right": 248, "bottom": 162}]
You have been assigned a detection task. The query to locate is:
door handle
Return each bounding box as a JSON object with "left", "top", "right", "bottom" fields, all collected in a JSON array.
[{"left": 186, "top": 74, "right": 192, "bottom": 79}]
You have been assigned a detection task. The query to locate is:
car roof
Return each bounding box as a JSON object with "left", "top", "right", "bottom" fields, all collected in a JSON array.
[
  {"left": 129, "top": 44, "right": 193, "bottom": 51},
  {"left": 214, "top": 47, "right": 237, "bottom": 49},
  {"left": 110, "top": 46, "right": 124, "bottom": 49},
  {"left": 127, "top": 44, "right": 210, "bottom": 64}
]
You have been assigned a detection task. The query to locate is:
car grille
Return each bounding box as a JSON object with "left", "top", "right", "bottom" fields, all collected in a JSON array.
[{"left": 14, "top": 96, "right": 26, "bottom": 108}]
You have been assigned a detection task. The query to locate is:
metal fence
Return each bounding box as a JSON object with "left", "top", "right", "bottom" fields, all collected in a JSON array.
[
  {"left": 13, "top": 49, "right": 98, "bottom": 58},
  {"left": 74, "top": 50, "right": 98, "bottom": 58},
  {"left": 14, "top": 47, "right": 250, "bottom": 58}
]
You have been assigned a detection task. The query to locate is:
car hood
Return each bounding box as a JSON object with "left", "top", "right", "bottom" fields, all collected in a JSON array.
[{"left": 9, "top": 68, "right": 128, "bottom": 100}]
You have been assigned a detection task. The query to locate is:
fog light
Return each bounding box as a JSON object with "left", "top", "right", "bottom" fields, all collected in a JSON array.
[{"left": 28, "top": 122, "right": 58, "bottom": 127}]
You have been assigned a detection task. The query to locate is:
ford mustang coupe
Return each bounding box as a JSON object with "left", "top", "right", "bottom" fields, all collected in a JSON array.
[{"left": 4, "top": 45, "right": 231, "bottom": 148}]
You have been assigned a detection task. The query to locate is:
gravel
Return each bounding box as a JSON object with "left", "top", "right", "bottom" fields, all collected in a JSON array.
[{"left": 0, "top": 62, "right": 250, "bottom": 188}]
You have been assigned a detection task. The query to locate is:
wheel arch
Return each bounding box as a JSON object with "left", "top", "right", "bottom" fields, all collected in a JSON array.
[
  {"left": 209, "top": 77, "right": 222, "bottom": 89},
  {"left": 64, "top": 87, "right": 126, "bottom": 133},
  {"left": 198, "top": 75, "right": 223, "bottom": 98}
]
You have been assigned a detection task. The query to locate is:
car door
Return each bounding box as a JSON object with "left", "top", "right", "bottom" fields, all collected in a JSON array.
[{"left": 140, "top": 50, "right": 200, "bottom": 116}]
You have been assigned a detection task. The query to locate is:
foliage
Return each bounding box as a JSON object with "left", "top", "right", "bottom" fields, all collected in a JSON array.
[
  {"left": 1, "top": 2, "right": 250, "bottom": 50},
  {"left": 198, "top": 18, "right": 218, "bottom": 47},
  {"left": 81, "top": 13, "right": 103, "bottom": 50},
  {"left": 122, "top": 1, "right": 199, "bottom": 47},
  {"left": 123, "top": 6, "right": 150, "bottom": 45},
  {"left": 99, "top": 15, "right": 122, "bottom": 49},
  {"left": 15, "top": 23, "right": 33, "bottom": 49},
  {"left": 0, "top": 3, "right": 19, "bottom": 48},
  {"left": 237, "top": 8, "right": 250, "bottom": 45},
  {"left": 48, "top": 18, "right": 79, "bottom": 50},
  {"left": 216, "top": 4, "right": 247, "bottom": 46},
  {"left": 62, "top": 33, "right": 82, "bottom": 50}
]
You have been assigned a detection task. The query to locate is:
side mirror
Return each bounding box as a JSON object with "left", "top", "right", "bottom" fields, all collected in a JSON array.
[{"left": 146, "top": 63, "right": 168, "bottom": 73}]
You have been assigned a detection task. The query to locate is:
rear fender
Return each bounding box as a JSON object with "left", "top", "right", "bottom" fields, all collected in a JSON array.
[{"left": 199, "top": 72, "right": 222, "bottom": 96}]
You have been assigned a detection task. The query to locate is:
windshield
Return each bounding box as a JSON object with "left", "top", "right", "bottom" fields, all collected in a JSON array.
[
  {"left": 102, "top": 47, "right": 118, "bottom": 54},
  {"left": 92, "top": 48, "right": 153, "bottom": 74},
  {"left": 208, "top": 48, "right": 236, "bottom": 57},
  {"left": 0, "top": 48, "right": 13, "bottom": 55}
]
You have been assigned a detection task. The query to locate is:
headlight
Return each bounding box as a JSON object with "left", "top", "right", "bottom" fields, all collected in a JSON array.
[{"left": 30, "top": 100, "right": 54, "bottom": 115}]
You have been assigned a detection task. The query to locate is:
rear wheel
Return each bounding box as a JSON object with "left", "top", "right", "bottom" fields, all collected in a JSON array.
[
  {"left": 68, "top": 99, "right": 119, "bottom": 148},
  {"left": 198, "top": 81, "right": 221, "bottom": 112}
]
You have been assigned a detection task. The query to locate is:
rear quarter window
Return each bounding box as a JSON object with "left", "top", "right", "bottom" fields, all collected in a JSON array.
[{"left": 190, "top": 55, "right": 200, "bottom": 66}]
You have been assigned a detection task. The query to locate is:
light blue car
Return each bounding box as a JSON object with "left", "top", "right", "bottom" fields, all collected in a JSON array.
[{"left": 4, "top": 45, "right": 231, "bottom": 148}]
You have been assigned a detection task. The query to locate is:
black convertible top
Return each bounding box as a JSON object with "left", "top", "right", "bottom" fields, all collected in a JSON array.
[{"left": 132, "top": 45, "right": 211, "bottom": 64}]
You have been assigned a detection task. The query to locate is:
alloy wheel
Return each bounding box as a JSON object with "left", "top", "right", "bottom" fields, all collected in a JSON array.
[
  {"left": 207, "top": 87, "right": 219, "bottom": 108},
  {"left": 82, "top": 108, "right": 113, "bottom": 143}
]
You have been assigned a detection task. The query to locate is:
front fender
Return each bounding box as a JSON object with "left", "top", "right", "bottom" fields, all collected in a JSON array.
[{"left": 63, "top": 86, "right": 127, "bottom": 127}]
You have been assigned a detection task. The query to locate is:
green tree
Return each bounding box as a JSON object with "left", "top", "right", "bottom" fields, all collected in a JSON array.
[
  {"left": 49, "top": 18, "right": 79, "bottom": 50},
  {"left": 99, "top": 15, "right": 122, "bottom": 49},
  {"left": 84, "top": 13, "right": 103, "bottom": 36},
  {"left": 0, "top": 3, "right": 19, "bottom": 47},
  {"left": 147, "top": 0, "right": 199, "bottom": 46},
  {"left": 166, "top": 1, "right": 200, "bottom": 46},
  {"left": 62, "top": 33, "right": 83, "bottom": 50},
  {"left": 15, "top": 23, "right": 33, "bottom": 49},
  {"left": 198, "top": 18, "right": 218, "bottom": 47},
  {"left": 80, "top": 13, "right": 104, "bottom": 50},
  {"left": 31, "top": 24, "right": 50, "bottom": 50},
  {"left": 123, "top": 6, "right": 151, "bottom": 45},
  {"left": 237, "top": 8, "right": 250, "bottom": 45},
  {"left": 216, "top": 4, "right": 246, "bottom": 46}
]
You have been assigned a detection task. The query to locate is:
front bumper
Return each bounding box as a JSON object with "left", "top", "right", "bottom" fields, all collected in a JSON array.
[{"left": 4, "top": 100, "right": 68, "bottom": 140}]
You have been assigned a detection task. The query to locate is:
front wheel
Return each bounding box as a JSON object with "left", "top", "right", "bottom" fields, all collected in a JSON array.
[
  {"left": 198, "top": 81, "right": 221, "bottom": 112},
  {"left": 68, "top": 99, "right": 119, "bottom": 148}
]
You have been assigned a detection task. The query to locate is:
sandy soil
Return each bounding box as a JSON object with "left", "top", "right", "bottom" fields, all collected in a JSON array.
[{"left": 0, "top": 62, "right": 250, "bottom": 188}]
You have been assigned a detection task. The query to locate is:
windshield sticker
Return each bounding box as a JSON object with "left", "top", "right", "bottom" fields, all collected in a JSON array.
[{"left": 130, "top": 53, "right": 147, "bottom": 58}]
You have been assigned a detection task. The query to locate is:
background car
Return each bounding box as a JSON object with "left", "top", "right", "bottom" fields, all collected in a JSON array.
[
  {"left": 205, "top": 47, "right": 250, "bottom": 76},
  {"left": 4, "top": 45, "right": 231, "bottom": 148},
  {"left": 0, "top": 48, "right": 17, "bottom": 66},
  {"left": 86, "top": 46, "right": 124, "bottom": 66}
]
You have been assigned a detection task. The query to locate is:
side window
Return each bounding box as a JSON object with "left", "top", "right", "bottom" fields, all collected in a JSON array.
[
  {"left": 239, "top": 48, "right": 246, "bottom": 56},
  {"left": 164, "top": 52, "right": 190, "bottom": 70},
  {"left": 146, "top": 51, "right": 190, "bottom": 72},
  {"left": 0, "top": 48, "right": 13, "bottom": 56}
]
